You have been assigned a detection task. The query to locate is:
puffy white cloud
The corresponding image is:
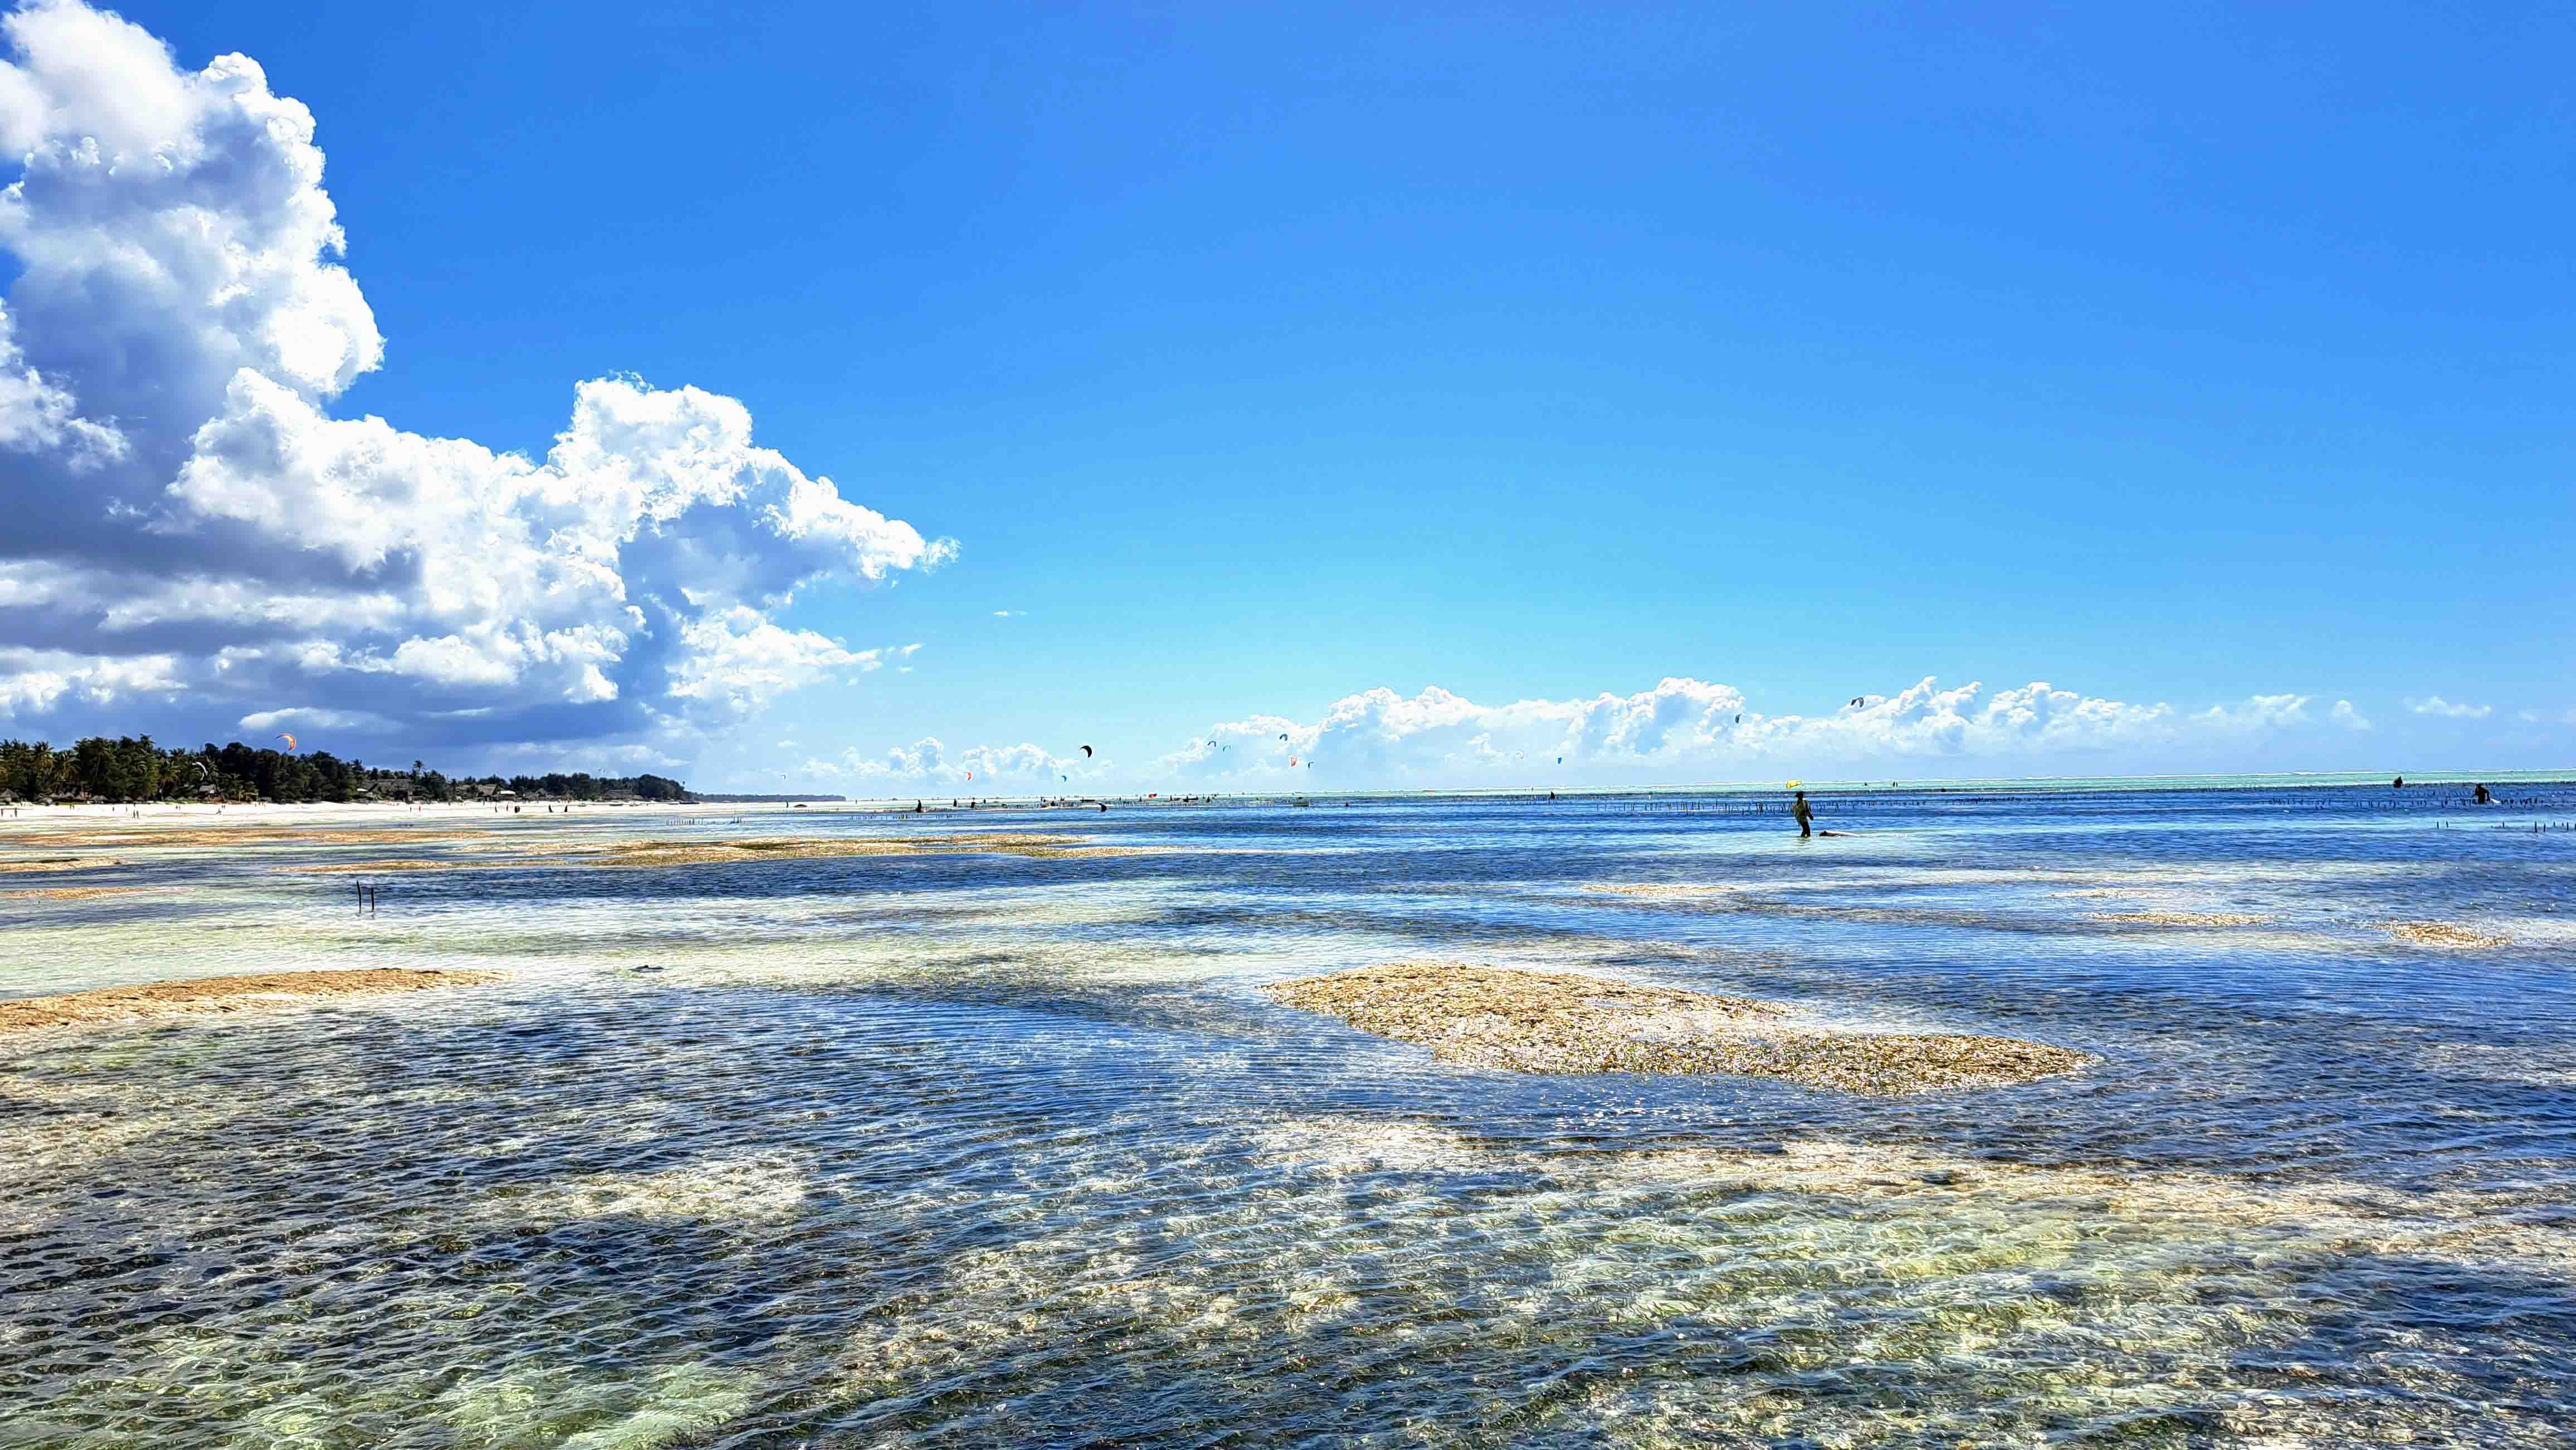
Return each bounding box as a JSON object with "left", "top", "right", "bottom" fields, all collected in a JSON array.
[
  {"left": 0, "top": 2, "right": 950, "bottom": 751},
  {"left": 2330, "top": 699, "right": 2372, "bottom": 731},
  {"left": 800, "top": 736, "right": 1082, "bottom": 790},
  {"left": 2406, "top": 697, "right": 2491, "bottom": 720},
  {"left": 666, "top": 609, "right": 914, "bottom": 715},
  {"left": 782, "top": 675, "right": 2355, "bottom": 794},
  {"left": 0, "top": 645, "right": 179, "bottom": 715},
  {"left": 1148, "top": 677, "right": 2341, "bottom": 785},
  {"left": 2189, "top": 693, "right": 2311, "bottom": 733}
]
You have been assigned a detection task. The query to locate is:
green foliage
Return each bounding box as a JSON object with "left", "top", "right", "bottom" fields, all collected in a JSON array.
[{"left": 0, "top": 737, "right": 687, "bottom": 805}]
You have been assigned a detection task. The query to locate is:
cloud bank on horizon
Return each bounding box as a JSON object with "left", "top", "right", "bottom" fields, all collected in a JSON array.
[
  {"left": 794, "top": 675, "right": 2382, "bottom": 792},
  {"left": 0, "top": 0, "right": 949, "bottom": 754}
]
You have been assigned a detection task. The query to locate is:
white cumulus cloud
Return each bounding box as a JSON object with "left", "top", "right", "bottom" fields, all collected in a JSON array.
[
  {"left": 799, "top": 736, "right": 1084, "bottom": 790},
  {"left": 0, "top": 1, "right": 951, "bottom": 755},
  {"left": 2406, "top": 697, "right": 2491, "bottom": 720},
  {"left": 775, "top": 675, "right": 2414, "bottom": 794},
  {"left": 0, "top": 644, "right": 179, "bottom": 716},
  {"left": 1145, "top": 677, "right": 2346, "bottom": 785},
  {"left": 789, "top": 676, "right": 2369, "bottom": 793}
]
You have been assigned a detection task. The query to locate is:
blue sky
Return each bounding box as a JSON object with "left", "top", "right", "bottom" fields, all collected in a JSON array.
[{"left": 1, "top": 1, "right": 2568, "bottom": 789}]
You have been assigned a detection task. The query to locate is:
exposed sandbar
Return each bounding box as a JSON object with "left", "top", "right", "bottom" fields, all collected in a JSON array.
[
  {"left": 1266, "top": 961, "right": 2091, "bottom": 1096},
  {"left": 0, "top": 885, "right": 143, "bottom": 901},
  {"left": 2385, "top": 921, "right": 2511, "bottom": 949},
  {"left": 0, "top": 969, "right": 500, "bottom": 1034}
]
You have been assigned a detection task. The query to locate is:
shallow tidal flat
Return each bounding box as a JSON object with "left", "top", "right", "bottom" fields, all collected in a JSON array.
[
  {"left": 3, "top": 785, "right": 2573, "bottom": 1446},
  {"left": 275, "top": 832, "right": 1155, "bottom": 872}
]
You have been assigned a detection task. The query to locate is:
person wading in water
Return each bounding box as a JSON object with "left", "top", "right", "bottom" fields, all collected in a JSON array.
[{"left": 1792, "top": 790, "right": 1814, "bottom": 838}]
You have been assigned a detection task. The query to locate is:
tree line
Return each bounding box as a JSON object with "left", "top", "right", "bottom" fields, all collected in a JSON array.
[{"left": 0, "top": 736, "right": 690, "bottom": 805}]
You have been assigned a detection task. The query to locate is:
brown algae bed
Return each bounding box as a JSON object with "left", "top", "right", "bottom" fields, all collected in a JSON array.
[
  {"left": 0, "top": 969, "right": 500, "bottom": 1034},
  {"left": 2091, "top": 912, "right": 2268, "bottom": 928},
  {"left": 0, "top": 856, "right": 124, "bottom": 874},
  {"left": 1266, "top": 962, "right": 2091, "bottom": 1096}
]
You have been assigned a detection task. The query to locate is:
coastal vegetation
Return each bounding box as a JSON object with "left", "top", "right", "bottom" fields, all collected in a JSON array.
[{"left": 0, "top": 735, "right": 689, "bottom": 805}]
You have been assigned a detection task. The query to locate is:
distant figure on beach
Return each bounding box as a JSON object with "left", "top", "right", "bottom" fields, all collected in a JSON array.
[
  {"left": 914, "top": 800, "right": 924, "bottom": 813},
  {"left": 2473, "top": 783, "right": 2492, "bottom": 805},
  {"left": 2394, "top": 776, "right": 2406, "bottom": 789},
  {"left": 1791, "top": 790, "right": 1813, "bottom": 838}
]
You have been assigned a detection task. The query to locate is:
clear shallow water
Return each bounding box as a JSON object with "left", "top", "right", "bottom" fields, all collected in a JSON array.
[{"left": 4, "top": 783, "right": 2575, "bottom": 1447}]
